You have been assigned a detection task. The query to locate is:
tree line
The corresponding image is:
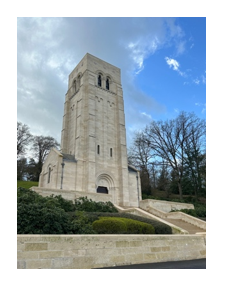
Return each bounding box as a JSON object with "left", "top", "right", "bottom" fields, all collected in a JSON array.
[
  {"left": 17, "top": 121, "right": 59, "bottom": 181},
  {"left": 128, "top": 111, "right": 206, "bottom": 200}
]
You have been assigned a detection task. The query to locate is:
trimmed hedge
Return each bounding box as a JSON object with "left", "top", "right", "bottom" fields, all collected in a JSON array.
[
  {"left": 93, "top": 218, "right": 127, "bottom": 234},
  {"left": 85, "top": 212, "right": 172, "bottom": 234},
  {"left": 119, "top": 218, "right": 155, "bottom": 234},
  {"left": 92, "top": 217, "right": 155, "bottom": 234}
]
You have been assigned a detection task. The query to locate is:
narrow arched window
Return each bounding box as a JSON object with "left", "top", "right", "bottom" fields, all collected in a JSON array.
[
  {"left": 48, "top": 167, "right": 51, "bottom": 183},
  {"left": 73, "top": 80, "right": 77, "bottom": 92},
  {"left": 97, "top": 145, "right": 100, "bottom": 154},
  {"left": 110, "top": 148, "right": 112, "bottom": 157},
  {"left": 106, "top": 78, "right": 109, "bottom": 90},
  {"left": 98, "top": 75, "right": 102, "bottom": 87},
  {"left": 77, "top": 75, "right": 81, "bottom": 90}
]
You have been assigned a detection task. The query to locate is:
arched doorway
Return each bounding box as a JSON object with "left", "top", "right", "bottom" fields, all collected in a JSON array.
[{"left": 96, "top": 172, "right": 115, "bottom": 197}]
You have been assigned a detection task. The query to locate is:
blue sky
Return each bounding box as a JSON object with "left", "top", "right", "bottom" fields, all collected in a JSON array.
[{"left": 17, "top": 17, "right": 206, "bottom": 151}]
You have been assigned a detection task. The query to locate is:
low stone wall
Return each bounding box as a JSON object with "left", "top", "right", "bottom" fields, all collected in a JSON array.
[
  {"left": 17, "top": 234, "right": 206, "bottom": 269},
  {"left": 140, "top": 199, "right": 194, "bottom": 213}
]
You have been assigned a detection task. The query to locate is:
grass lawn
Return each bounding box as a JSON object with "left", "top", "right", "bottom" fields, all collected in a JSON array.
[{"left": 17, "top": 180, "right": 38, "bottom": 189}]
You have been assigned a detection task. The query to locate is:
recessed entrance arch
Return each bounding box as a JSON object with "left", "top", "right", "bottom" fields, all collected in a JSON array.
[{"left": 96, "top": 173, "right": 114, "bottom": 194}]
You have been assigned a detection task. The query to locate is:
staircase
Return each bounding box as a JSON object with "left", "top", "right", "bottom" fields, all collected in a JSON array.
[
  {"left": 115, "top": 200, "right": 206, "bottom": 235},
  {"left": 162, "top": 218, "right": 205, "bottom": 234}
]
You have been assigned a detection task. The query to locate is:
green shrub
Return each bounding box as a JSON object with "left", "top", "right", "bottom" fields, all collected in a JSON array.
[
  {"left": 47, "top": 194, "right": 76, "bottom": 212},
  {"left": 92, "top": 217, "right": 127, "bottom": 234},
  {"left": 178, "top": 209, "right": 197, "bottom": 217},
  {"left": 119, "top": 218, "right": 155, "bottom": 234},
  {"left": 74, "top": 197, "right": 118, "bottom": 213},
  {"left": 70, "top": 211, "right": 96, "bottom": 234},
  {"left": 171, "top": 205, "right": 206, "bottom": 219},
  {"left": 17, "top": 202, "right": 71, "bottom": 234},
  {"left": 17, "top": 186, "right": 44, "bottom": 204},
  {"left": 17, "top": 187, "right": 72, "bottom": 234},
  {"left": 194, "top": 206, "right": 206, "bottom": 218},
  {"left": 93, "top": 217, "right": 155, "bottom": 234},
  {"left": 87, "top": 212, "right": 172, "bottom": 234}
]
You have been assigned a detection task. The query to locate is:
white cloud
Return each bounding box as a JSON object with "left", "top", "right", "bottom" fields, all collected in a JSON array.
[
  {"left": 127, "top": 38, "right": 158, "bottom": 74},
  {"left": 165, "top": 57, "right": 185, "bottom": 76},
  {"left": 165, "top": 57, "right": 180, "bottom": 71}
]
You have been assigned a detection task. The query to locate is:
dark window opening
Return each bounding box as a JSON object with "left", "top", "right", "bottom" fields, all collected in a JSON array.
[
  {"left": 97, "top": 145, "right": 100, "bottom": 154},
  {"left": 97, "top": 186, "right": 108, "bottom": 194},
  {"left": 110, "top": 148, "right": 112, "bottom": 157},
  {"left": 48, "top": 167, "right": 51, "bottom": 183},
  {"left": 98, "top": 75, "right": 102, "bottom": 87},
  {"left": 73, "top": 80, "right": 76, "bottom": 92},
  {"left": 106, "top": 78, "right": 109, "bottom": 90},
  {"left": 77, "top": 75, "right": 81, "bottom": 89}
]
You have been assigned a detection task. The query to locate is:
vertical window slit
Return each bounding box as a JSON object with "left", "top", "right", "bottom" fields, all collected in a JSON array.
[
  {"left": 48, "top": 167, "right": 51, "bottom": 183},
  {"left": 106, "top": 78, "right": 109, "bottom": 90}
]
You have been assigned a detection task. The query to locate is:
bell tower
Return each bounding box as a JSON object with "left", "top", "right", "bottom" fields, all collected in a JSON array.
[{"left": 39, "top": 53, "right": 141, "bottom": 208}]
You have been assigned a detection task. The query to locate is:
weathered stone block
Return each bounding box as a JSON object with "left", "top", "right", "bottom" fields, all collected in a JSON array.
[
  {"left": 25, "top": 243, "right": 48, "bottom": 251},
  {"left": 116, "top": 240, "right": 130, "bottom": 248},
  {"left": 111, "top": 255, "right": 126, "bottom": 264},
  {"left": 51, "top": 257, "right": 73, "bottom": 269},
  {"left": 26, "top": 259, "right": 52, "bottom": 269},
  {"left": 151, "top": 246, "right": 162, "bottom": 252},
  {"left": 129, "top": 240, "right": 142, "bottom": 247},
  {"left": 39, "top": 251, "right": 64, "bottom": 259},
  {"left": 18, "top": 250, "right": 39, "bottom": 259}
]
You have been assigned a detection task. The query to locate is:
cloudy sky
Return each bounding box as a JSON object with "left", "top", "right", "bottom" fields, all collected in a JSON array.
[{"left": 17, "top": 17, "right": 206, "bottom": 148}]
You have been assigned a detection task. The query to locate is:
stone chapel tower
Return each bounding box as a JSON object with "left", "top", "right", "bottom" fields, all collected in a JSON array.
[{"left": 38, "top": 53, "right": 141, "bottom": 207}]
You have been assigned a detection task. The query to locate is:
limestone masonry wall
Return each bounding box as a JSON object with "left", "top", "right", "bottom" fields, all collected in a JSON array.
[
  {"left": 17, "top": 234, "right": 206, "bottom": 269},
  {"left": 140, "top": 199, "right": 194, "bottom": 213}
]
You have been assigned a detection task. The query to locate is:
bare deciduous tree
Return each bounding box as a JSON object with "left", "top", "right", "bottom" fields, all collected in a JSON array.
[
  {"left": 143, "top": 112, "right": 205, "bottom": 199},
  {"left": 32, "top": 135, "right": 60, "bottom": 181},
  {"left": 128, "top": 132, "right": 154, "bottom": 194},
  {"left": 17, "top": 122, "right": 32, "bottom": 158}
]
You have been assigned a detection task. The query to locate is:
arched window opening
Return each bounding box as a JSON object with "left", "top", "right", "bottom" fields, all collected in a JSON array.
[
  {"left": 97, "top": 145, "right": 100, "bottom": 154},
  {"left": 48, "top": 167, "right": 51, "bottom": 183},
  {"left": 98, "top": 75, "right": 102, "bottom": 87},
  {"left": 106, "top": 78, "right": 109, "bottom": 90},
  {"left": 73, "top": 80, "right": 77, "bottom": 92},
  {"left": 97, "top": 186, "right": 108, "bottom": 194},
  {"left": 110, "top": 148, "right": 113, "bottom": 157}
]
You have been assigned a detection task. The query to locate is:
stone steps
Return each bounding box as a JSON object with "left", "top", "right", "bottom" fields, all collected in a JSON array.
[
  {"left": 162, "top": 218, "right": 205, "bottom": 234},
  {"left": 115, "top": 205, "right": 206, "bottom": 234}
]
